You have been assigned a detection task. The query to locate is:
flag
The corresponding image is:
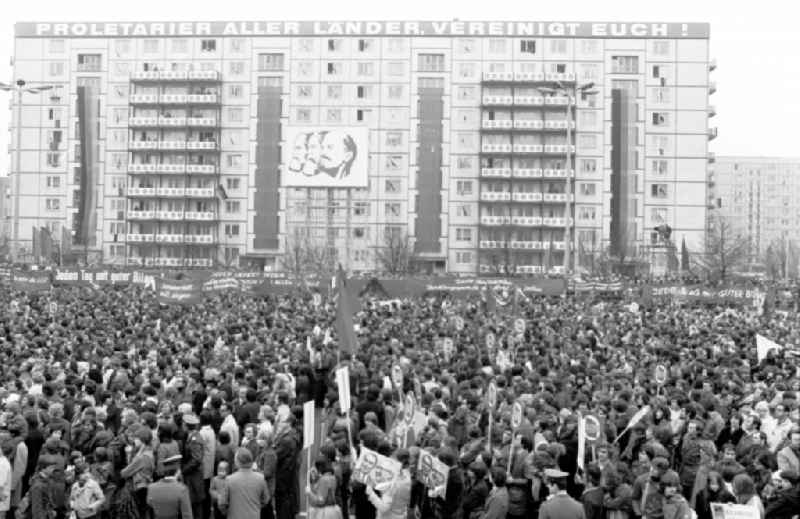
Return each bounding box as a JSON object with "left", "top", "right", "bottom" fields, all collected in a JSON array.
[
  {"left": 680, "top": 237, "right": 690, "bottom": 271},
  {"left": 40, "top": 227, "right": 54, "bottom": 264},
  {"left": 32, "top": 227, "right": 41, "bottom": 263},
  {"left": 216, "top": 183, "right": 228, "bottom": 200},
  {"left": 756, "top": 334, "right": 782, "bottom": 363},
  {"left": 485, "top": 286, "right": 497, "bottom": 313},
  {"left": 335, "top": 265, "right": 358, "bottom": 354},
  {"left": 614, "top": 405, "right": 651, "bottom": 444}
]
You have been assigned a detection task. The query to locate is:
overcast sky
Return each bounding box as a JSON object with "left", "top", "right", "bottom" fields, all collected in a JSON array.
[{"left": 1, "top": 0, "right": 798, "bottom": 175}]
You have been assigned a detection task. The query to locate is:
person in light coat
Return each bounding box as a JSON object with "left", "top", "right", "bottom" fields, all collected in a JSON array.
[
  {"left": 366, "top": 449, "right": 412, "bottom": 519},
  {"left": 0, "top": 441, "right": 12, "bottom": 519}
]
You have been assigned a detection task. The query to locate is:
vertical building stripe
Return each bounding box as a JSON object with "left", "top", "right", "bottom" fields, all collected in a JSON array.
[
  {"left": 253, "top": 86, "right": 282, "bottom": 250},
  {"left": 414, "top": 87, "right": 444, "bottom": 253}
]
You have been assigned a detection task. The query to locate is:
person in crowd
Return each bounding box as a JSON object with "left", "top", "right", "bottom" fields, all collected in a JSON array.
[
  {"left": 694, "top": 471, "right": 735, "bottom": 519},
  {"left": 69, "top": 464, "right": 106, "bottom": 519},
  {"left": 0, "top": 441, "right": 11, "bottom": 519},
  {"left": 764, "top": 470, "right": 800, "bottom": 519},
  {"left": 209, "top": 460, "right": 229, "bottom": 519},
  {"left": 146, "top": 454, "right": 192, "bottom": 519},
  {"left": 481, "top": 467, "right": 509, "bottom": 519},
  {"left": 732, "top": 473, "right": 765, "bottom": 519},
  {"left": 365, "top": 448, "right": 411, "bottom": 519},
  {"left": 306, "top": 455, "right": 341, "bottom": 519},
  {"left": 182, "top": 413, "right": 206, "bottom": 519},
  {"left": 538, "top": 468, "right": 584, "bottom": 519},
  {"left": 119, "top": 427, "right": 155, "bottom": 513},
  {"left": 219, "top": 448, "right": 270, "bottom": 519}
]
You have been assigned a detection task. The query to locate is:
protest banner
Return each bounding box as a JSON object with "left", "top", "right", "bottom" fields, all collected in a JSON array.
[
  {"left": 155, "top": 278, "right": 202, "bottom": 305},
  {"left": 417, "top": 450, "right": 449, "bottom": 499},
  {"left": 710, "top": 503, "right": 760, "bottom": 519},
  {"left": 352, "top": 447, "right": 402, "bottom": 488},
  {"left": 643, "top": 285, "right": 767, "bottom": 307},
  {"left": 11, "top": 270, "right": 51, "bottom": 292}
]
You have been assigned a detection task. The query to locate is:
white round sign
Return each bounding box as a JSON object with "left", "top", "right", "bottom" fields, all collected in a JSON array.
[
  {"left": 454, "top": 316, "right": 465, "bottom": 332},
  {"left": 312, "top": 292, "right": 322, "bottom": 307},
  {"left": 514, "top": 318, "right": 526, "bottom": 335},
  {"left": 654, "top": 364, "right": 668, "bottom": 386},
  {"left": 49, "top": 302, "right": 57, "bottom": 314},
  {"left": 511, "top": 402, "right": 524, "bottom": 429},
  {"left": 392, "top": 364, "right": 404, "bottom": 389},
  {"left": 583, "top": 415, "right": 601, "bottom": 442},
  {"left": 404, "top": 393, "right": 416, "bottom": 425},
  {"left": 485, "top": 332, "right": 496, "bottom": 350},
  {"left": 487, "top": 382, "right": 498, "bottom": 409}
]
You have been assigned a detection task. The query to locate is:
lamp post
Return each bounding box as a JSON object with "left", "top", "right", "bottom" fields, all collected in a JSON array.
[
  {"left": 0, "top": 80, "right": 55, "bottom": 262},
  {"left": 539, "top": 81, "right": 597, "bottom": 276}
]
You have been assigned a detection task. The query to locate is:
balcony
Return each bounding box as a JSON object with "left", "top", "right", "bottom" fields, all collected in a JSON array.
[
  {"left": 709, "top": 81, "right": 717, "bottom": 94},
  {"left": 482, "top": 71, "right": 514, "bottom": 82},
  {"left": 542, "top": 217, "right": 568, "bottom": 227},
  {"left": 544, "top": 120, "right": 574, "bottom": 130},
  {"left": 708, "top": 127, "right": 718, "bottom": 140},
  {"left": 517, "top": 265, "right": 543, "bottom": 274},
  {"left": 128, "top": 116, "right": 158, "bottom": 127},
  {"left": 482, "top": 95, "right": 514, "bottom": 106},
  {"left": 514, "top": 72, "right": 545, "bottom": 82},
  {"left": 480, "top": 192, "right": 511, "bottom": 202},
  {"left": 127, "top": 233, "right": 155, "bottom": 243},
  {"left": 543, "top": 168, "right": 571, "bottom": 179},
  {"left": 156, "top": 187, "right": 186, "bottom": 197},
  {"left": 708, "top": 105, "right": 716, "bottom": 117},
  {"left": 551, "top": 265, "right": 565, "bottom": 274},
  {"left": 481, "top": 119, "right": 513, "bottom": 130},
  {"left": 512, "top": 144, "right": 543, "bottom": 153},
  {"left": 155, "top": 234, "right": 185, "bottom": 244},
  {"left": 159, "top": 141, "right": 187, "bottom": 150},
  {"left": 159, "top": 71, "right": 190, "bottom": 81},
  {"left": 127, "top": 187, "right": 156, "bottom": 197},
  {"left": 127, "top": 257, "right": 144, "bottom": 266},
  {"left": 544, "top": 96, "right": 569, "bottom": 106},
  {"left": 158, "top": 117, "right": 188, "bottom": 127},
  {"left": 160, "top": 94, "right": 188, "bottom": 104},
  {"left": 187, "top": 117, "right": 218, "bottom": 127},
  {"left": 186, "top": 164, "right": 217, "bottom": 174},
  {"left": 129, "top": 140, "right": 159, "bottom": 150},
  {"left": 128, "top": 210, "right": 156, "bottom": 220},
  {"left": 130, "top": 71, "right": 162, "bottom": 81},
  {"left": 480, "top": 215, "right": 511, "bottom": 226},
  {"left": 543, "top": 144, "right": 575, "bottom": 154},
  {"left": 512, "top": 168, "right": 542, "bottom": 178},
  {"left": 187, "top": 258, "right": 214, "bottom": 267},
  {"left": 552, "top": 241, "right": 566, "bottom": 250},
  {"left": 543, "top": 193, "right": 570, "bottom": 203},
  {"left": 128, "top": 163, "right": 158, "bottom": 174},
  {"left": 186, "top": 141, "right": 217, "bottom": 150},
  {"left": 187, "top": 93, "right": 219, "bottom": 104},
  {"left": 184, "top": 211, "right": 216, "bottom": 220},
  {"left": 154, "top": 258, "right": 184, "bottom": 267},
  {"left": 479, "top": 240, "right": 508, "bottom": 249},
  {"left": 129, "top": 94, "right": 158, "bottom": 104},
  {"left": 511, "top": 216, "right": 542, "bottom": 226},
  {"left": 514, "top": 96, "right": 545, "bottom": 106},
  {"left": 157, "top": 164, "right": 187, "bottom": 174},
  {"left": 156, "top": 210, "right": 184, "bottom": 220},
  {"left": 185, "top": 187, "right": 215, "bottom": 198},
  {"left": 513, "top": 119, "right": 544, "bottom": 130},
  {"left": 512, "top": 192, "right": 542, "bottom": 202},
  {"left": 480, "top": 167, "right": 512, "bottom": 178},
  {"left": 184, "top": 234, "right": 215, "bottom": 244},
  {"left": 188, "top": 70, "right": 221, "bottom": 82},
  {"left": 481, "top": 143, "right": 512, "bottom": 153},
  {"left": 510, "top": 240, "right": 542, "bottom": 250},
  {"left": 545, "top": 72, "right": 576, "bottom": 82}
]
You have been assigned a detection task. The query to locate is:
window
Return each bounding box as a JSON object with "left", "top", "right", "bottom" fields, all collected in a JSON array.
[
  {"left": 579, "top": 111, "right": 598, "bottom": 127},
  {"left": 388, "top": 85, "right": 404, "bottom": 99},
  {"left": 356, "top": 85, "right": 373, "bottom": 99},
  {"left": 611, "top": 55, "right": 639, "bottom": 74},
  {"left": 143, "top": 40, "right": 159, "bottom": 53},
  {"left": 385, "top": 203, "right": 401, "bottom": 217},
  {"left": 578, "top": 206, "right": 596, "bottom": 221},
  {"left": 652, "top": 159, "right": 668, "bottom": 175},
  {"left": 356, "top": 109, "right": 370, "bottom": 122},
  {"left": 114, "top": 39, "right": 131, "bottom": 56},
  {"left": 258, "top": 53, "right": 284, "bottom": 71},
  {"left": 225, "top": 178, "right": 241, "bottom": 191},
  {"left": 327, "top": 62, "right": 342, "bottom": 75},
  {"left": 225, "top": 201, "right": 241, "bottom": 213},
  {"left": 46, "top": 176, "right": 61, "bottom": 188},
  {"left": 651, "top": 87, "right": 671, "bottom": 103},
  {"left": 652, "top": 112, "right": 669, "bottom": 126},
  {"left": 109, "top": 222, "right": 124, "bottom": 235},
  {"left": 357, "top": 62, "right": 375, "bottom": 76},
  {"left": 418, "top": 53, "right": 445, "bottom": 72},
  {"left": 326, "top": 109, "right": 342, "bottom": 123},
  {"left": 457, "top": 86, "right": 477, "bottom": 101},
  {"left": 456, "top": 205, "right": 472, "bottom": 218},
  {"left": 46, "top": 152, "right": 61, "bottom": 168},
  {"left": 578, "top": 135, "right": 597, "bottom": 149},
  {"left": 580, "top": 40, "right": 599, "bottom": 54},
  {"left": 579, "top": 183, "right": 597, "bottom": 196},
  {"left": 520, "top": 40, "right": 536, "bottom": 54},
  {"left": 488, "top": 39, "right": 506, "bottom": 53},
  {"left": 456, "top": 180, "right": 473, "bottom": 196},
  {"left": 325, "top": 85, "right": 342, "bottom": 100},
  {"left": 580, "top": 159, "right": 597, "bottom": 173},
  {"left": 76, "top": 53, "right": 102, "bottom": 72},
  {"left": 651, "top": 208, "right": 668, "bottom": 224},
  {"left": 580, "top": 63, "right": 599, "bottom": 82},
  {"left": 385, "top": 132, "right": 402, "bottom": 147},
  {"left": 48, "top": 39, "right": 65, "bottom": 53},
  {"left": 387, "top": 62, "right": 404, "bottom": 76},
  {"left": 455, "top": 228, "right": 472, "bottom": 242},
  {"left": 228, "top": 85, "right": 243, "bottom": 98},
  {"left": 457, "top": 62, "right": 475, "bottom": 79},
  {"left": 297, "top": 85, "right": 313, "bottom": 98},
  {"left": 227, "top": 107, "right": 244, "bottom": 122},
  {"left": 201, "top": 39, "right": 217, "bottom": 52},
  {"left": 353, "top": 202, "right": 370, "bottom": 217},
  {"left": 652, "top": 40, "right": 670, "bottom": 56},
  {"left": 327, "top": 39, "right": 343, "bottom": 51},
  {"left": 167, "top": 39, "right": 187, "bottom": 53},
  {"left": 224, "top": 224, "right": 240, "bottom": 236},
  {"left": 457, "top": 157, "right": 473, "bottom": 170},
  {"left": 385, "top": 180, "right": 401, "bottom": 193},
  {"left": 387, "top": 38, "right": 404, "bottom": 52},
  {"left": 651, "top": 184, "right": 668, "bottom": 198},
  {"left": 549, "top": 39, "right": 567, "bottom": 54},
  {"left": 46, "top": 198, "right": 60, "bottom": 211},
  {"left": 229, "top": 62, "right": 245, "bottom": 75},
  {"left": 385, "top": 156, "right": 402, "bottom": 171},
  {"left": 296, "top": 108, "right": 311, "bottom": 122},
  {"left": 356, "top": 38, "right": 373, "bottom": 52},
  {"left": 455, "top": 251, "right": 472, "bottom": 264},
  {"left": 48, "top": 62, "right": 65, "bottom": 77},
  {"left": 459, "top": 39, "right": 476, "bottom": 53},
  {"left": 227, "top": 154, "right": 243, "bottom": 168}
]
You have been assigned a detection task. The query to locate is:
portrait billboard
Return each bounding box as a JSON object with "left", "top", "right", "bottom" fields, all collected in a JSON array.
[{"left": 282, "top": 126, "right": 369, "bottom": 187}]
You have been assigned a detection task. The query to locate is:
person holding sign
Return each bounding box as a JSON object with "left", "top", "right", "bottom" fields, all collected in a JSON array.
[
  {"left": 306, "top": 455, "right": 342, "bottom": 519},
  {"left": 364, "top": 448, "right": 412, "bottom": 519}
]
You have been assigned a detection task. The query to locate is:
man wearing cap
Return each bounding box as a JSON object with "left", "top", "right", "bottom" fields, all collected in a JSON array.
[
  {"left": 182, "top": 413, "right": 206, "bottom": 519},
  {"left": 147, "top": 454, "right": 192, "bottom": 519},
  {"left": 539, "top": 468, "right": 585, "bottom": 519}
]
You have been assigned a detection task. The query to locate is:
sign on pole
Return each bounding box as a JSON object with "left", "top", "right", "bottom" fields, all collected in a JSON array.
[
  {"left": 453, "top": 316, "right": 464, "bottom": 332},
  {"left": 513, "top": 318, "right": 526, "bottom": 335},
  {"left": 486, "top": 382, "right": 498, "bottom": 409},
  {"left": 335, "top": 366, "right": 351, "bottom": 414},
  {"left": 511, "top": 401, "right": 523, "bottom": 429},
  {"left": 404, "top": 393, "right": 416, "bottom": 426},
  {"left": 303, "top": 400, "right": 315, "bottom": 449},
  {"left": 352, "top": 447, "right": 402, "bottom": 488},
  {"left": 392, "top": 364, "right": 404, "bottom": 390},
  {"left": 312, "top": 292, "right": 322, "bottom": 308},
  {"left": 485, "top": 332, "right": 496, "bottom": 351},
  {"left": 654, "top": 364, "right": 668, "bottom": 386},
  {"left": 48, "top": 302, "right": 57, "bottom": 314},
  {"left": 417, "top": 450, "right": 449, "bottom": 499}
]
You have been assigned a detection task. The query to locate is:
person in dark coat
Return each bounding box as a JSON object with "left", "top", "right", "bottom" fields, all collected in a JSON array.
[
  {"left": 22, "top": 411, "right": 44, "bottom": 495},
  {"left": 764, "top": 470, "right": 800, "bottom": 519},
  {"left": 462, "top": 461, "right": 490, "bottom": 519},
  {"left": 273, "top": 419, "right": 299, "bottom": 519},
  {"left": 355, "top": 385, "right": 386, "bottom": 431},
  {"left": 181, "top": 413, "right": 205, "bottom": 519}
]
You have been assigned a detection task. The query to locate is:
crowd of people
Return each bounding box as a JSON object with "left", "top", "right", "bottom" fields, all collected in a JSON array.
[{"left": 0, "top": 280, "right": 798, "bottom": 519}]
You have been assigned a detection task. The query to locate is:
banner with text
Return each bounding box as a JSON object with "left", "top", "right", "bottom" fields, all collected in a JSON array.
[
  {"left": 643, "top": 285, "right": 767, "bottom": 307},
  {"left": 155, "top": 278, "right": 202, "bottom": 305},
  {"left": 11, "top": 270, "right": 52, "bottom": 292}
]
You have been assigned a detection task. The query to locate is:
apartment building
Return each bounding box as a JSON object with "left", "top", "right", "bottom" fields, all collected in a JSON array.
[{"left": 9, "top": 21, "right": 714, "bottom": 272}]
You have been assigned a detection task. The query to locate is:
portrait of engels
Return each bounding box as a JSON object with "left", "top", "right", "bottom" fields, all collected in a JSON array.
[{"left": 287, "top": 130, "right": 358, "bottom": 180}]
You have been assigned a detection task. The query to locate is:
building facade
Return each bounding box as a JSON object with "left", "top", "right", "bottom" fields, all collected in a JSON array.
[
  {"left": 712, "top": 157, "right": 800, "bottom": 263},
  {"left": 9, "top": 21, "right": 714, "bottom": 272}
]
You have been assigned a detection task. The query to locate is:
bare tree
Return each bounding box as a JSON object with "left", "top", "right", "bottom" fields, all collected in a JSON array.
[
  {"left": 375, "top": 230, "right": 412, "bottom": 275},
  {"left": 764, "top": 237, "right": 797, "bottom": 280},
  {"left": 280, "top": 236, "right": 337, "bottom": 280},
  {"left": 695, "top": 213, "right": 750, "bottom": 282}
]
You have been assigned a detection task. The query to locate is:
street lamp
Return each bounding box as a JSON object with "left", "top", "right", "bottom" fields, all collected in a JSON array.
[
  {"left": 0, "top": 80, "right": 56, "bottom": 262},
  {"left": 539, "top": 81, "right": 598, "bottom": 276}
]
